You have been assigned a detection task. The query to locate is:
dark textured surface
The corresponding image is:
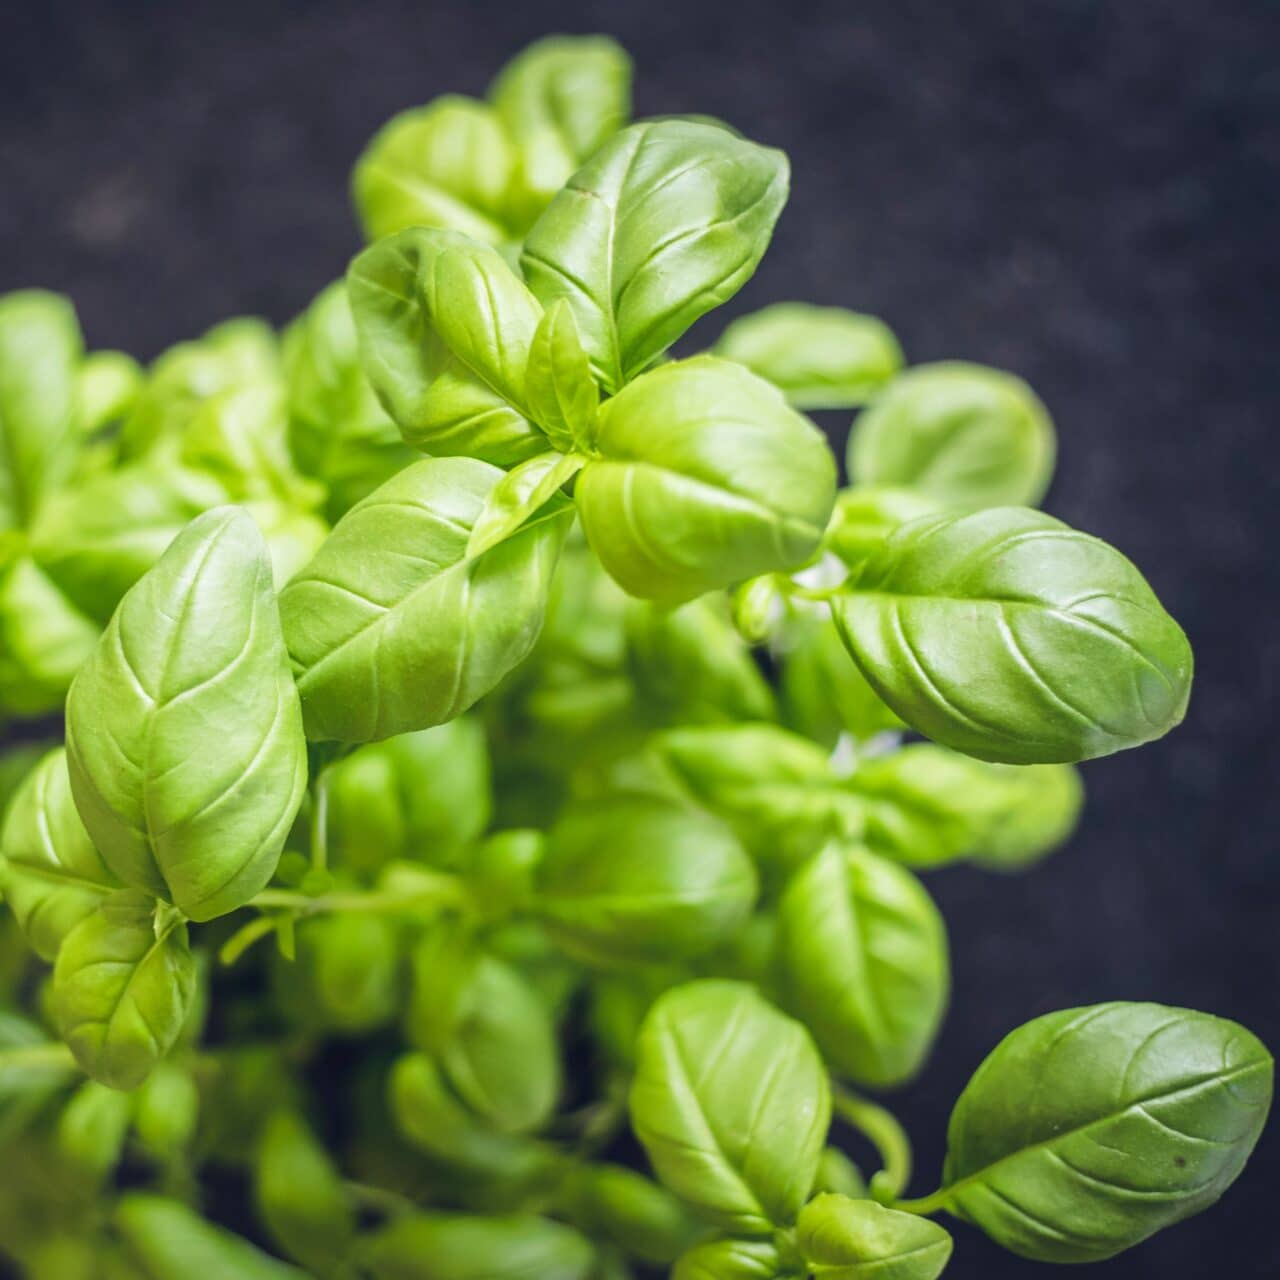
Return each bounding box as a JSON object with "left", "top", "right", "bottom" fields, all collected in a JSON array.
[{"left": 2, "top": 0, "right": 1278, "bottom": 1275}]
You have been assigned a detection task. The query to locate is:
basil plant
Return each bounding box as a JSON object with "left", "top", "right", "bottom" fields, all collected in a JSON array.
[{"left": 0, "top": 32, "right": 1264, "bottom": 1280}]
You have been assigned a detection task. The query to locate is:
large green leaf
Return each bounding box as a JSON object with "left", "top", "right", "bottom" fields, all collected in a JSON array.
[
  {"left": 935, "top": 1002, "right": 1273, "bottom": 1262},
  {"left": 0, "top": 747, "right": 119, "bottom": 961},
  {"left": 777, "top": 842, "right": 948, "bottom": 1087},
  {"left": 66, "top": 507, "right": 307, "bottom": 921},
  {"left": 576, "top": 357, "right": 836, "bottom": 603},
  {"left": 848, "top": 362, "right": 1055, "bottom": 509},
  {"left": 630, "top": 980, "right": 830, "bottom": 1233},
  {"left": 279, "top": 457, "right": 571, "bottom": 742},
  {"left": 831, "top": 506, "right": 1193, "bottom": 763},
  {"left": 52, "top": 890, "right": 196, "bottom": 1090},
  {"left": 521, "top": 121, "right": 788, "bottom": 392},
  {"left": 713, "top": 303, "right": 903, "bottom": 409}
]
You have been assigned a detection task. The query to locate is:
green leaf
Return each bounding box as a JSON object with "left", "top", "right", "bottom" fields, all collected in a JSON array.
[
  {"left": 577, "top": 357, "right": 836, "bottom": 603},
  {"left": 831, "top": 506, "right": 1193, "bottom": 763},
  {"left": 672, "top": 1238, "right": 790, "bottom": 1280},
  {"left": 823, "top": 487, "right": 945, "bottom": 574},
  {"left": 328, "top": 718, "right": 492, "bottom": 879},
  {"left": 0, "top": 1013, "right": 79, "bottom": 1145},
  {"left": 66, "top": 507, "right": 307, "bottom": 920},
  {"left": 279, "top": 457, "right": 571, "bottom": 742},
  {"left": 777, "top": 842, "right": 948, "bottom": 1088},
  {"left": 780, "top": 615, "right": 902, "bottom": 749},
  {"left": 116, "top": 1194, "right": 308, "bottom": 1279},
  {"left": 467, "top": 451, "right": 585, "bottom": 558},
  {"left": 0, "top": 290, "right": 82, "bottom": 529},
  {"left": 271, "top": 913, "right": 401, "bottom": 1036},
  {"left": 255, "top": 1110, "right": 357, "bottom": 1276},
  {"left": 283, "top": 282, "right": 415, "bottom": 521},
  {"left": 848, "top": 362, "right": 1055, "bottom": 509},
  {"left": 52, "top": 889, "right": 196, "bottom": 1090},
  {"left": 845, "top": 744, "right": 1083, "bottom": 870},
  {"left": 362, "top": 1212, "right": 596, "bottom": 1280},
  {"left": 630, "top": 980, "right": 831, "bottom": 1232},
  {"left": 536, "top": 793, "right": 758, "bottom": 966},
  {"left": 490, "top": 35, "right": 632, "bottom": 218},
  {"left": 796, "top": 1194, "right": 952, "bottom": 1279},
  {"left": 0, "top": 556, "right": 98, "bottom": 718},
  {"left": 521, "top": 121, "right": 789, "bottom": 392},
  {"left": 814, "top": 1148, "right": 870, "bottom": 1200},
  {"left": 75, "top": 349, "right": 143, "bottom": 437},
  {"left": 132, "top": 1061, "right": 199, "bottom": 1158},
  {"left": 713, "top": 304, "right": 903, "bottom": 409},
  {"left": 524, "top": 300, "right": 600, "bottom": 452},
  {"left": 558, "top": 1163, "right": 700, "bottom": 1265},
  {"left": 640, "top": 724, "right": 860, "bottom": 876},
  {"left": 353, "top": 96, "right": 519, "bottom": 245},
  {"left": 935, "top": 1002, "right": 1272, "bottom": 1262},
  {"left": 348, "top": 230, "right": 548, "bottom": 466},
  {"left": 57, "top": 1079, "right": 133, "bottom": 1180},
  {"left": 30, "top": 459, "right": 230, "bottom": 624},
  {"left": 0, "top": 747, "right": 120, "bottom": 961}
]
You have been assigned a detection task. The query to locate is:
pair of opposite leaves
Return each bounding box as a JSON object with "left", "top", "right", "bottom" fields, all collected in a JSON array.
[{"left": 631, "top": 981, "right": 1271, "bottom": 1277}]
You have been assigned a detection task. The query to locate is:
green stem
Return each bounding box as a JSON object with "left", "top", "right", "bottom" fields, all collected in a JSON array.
[
  {"left": 343, "top": 1180, "right": 420, "bottom": 1219},
  {"left": 219, "top": 914, "right": 279, "bottom": 966},
  {"left": 310, "top": 767, "right": 332, "bottom": 874},
  {"left": 0, "top": 1042, "right": 79, "bottom": 1074},
  {"left": 831, "top": 1084, "right": 913, "bottom": 1202},
  {"left": 893, "top": 1189, "right": 950, "bottom": 1216},
  {"left": 248, "top": 874, "right": 466, "bottom": 919}
]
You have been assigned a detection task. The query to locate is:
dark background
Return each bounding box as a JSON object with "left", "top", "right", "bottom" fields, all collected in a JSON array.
[{"left": 2, "top": 0, "right": 1278, "bottom": 1275}]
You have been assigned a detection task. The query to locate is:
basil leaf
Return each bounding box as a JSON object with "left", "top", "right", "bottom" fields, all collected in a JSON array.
[
  {"left": 132, "top": 1061, "right": 199, "bottom": 1158},
  {"left": 353, "top": 96, "right": 519, "bottom": 245},
  {"left": 630, "top": 979, "right": 830, "bottom": 1232},
  {"left": 348, "top": 231, "right": 548, "bottom": 465},
  {"left": 284, "top": 282, "right": 414, "bottom": 521},
  {"left": 0, "top": 556, "right": 98, "bottom": 717},
  {"left": 52, "top": 890, "right": 196, "bottom": 1090},
  {"left": 848, "top": 362, "right": 1055, "bottom": 509},
  {"left": 66, "top": 507, "right": 307, "bottom": 920},
  {"left": 467, "top": 451, "right": 585, "bottom": 558},
  {"left": 57, "top": 1079, "right": 133, "bottom": 1181},
  {"left": 625, "top": 596, "right": 777, "bottom": 728},
  {"left": 490, "top": 35, "right": 632, "bottom": 217},
  {"left": 971, "top": 761, "right": 1083, "bottom": 870},
  {"left": 31, "top": 459, "right": 230, "bottom": 625},
  {"left": 329, "top": 718, "right": 492, "bottom": 879},
  {"left": 76, "top": 349, "right": 143, "bottom": 438},
  {"left": 0, "top": 747, "right": 120, "bottom": 962},
  {"left": 780, "top": 615, "right": 902, "bottom": 749},
  {"left": 577, "top": 357, "right": 837, "bottom": 602},
  {"left": 524, "top": 300, "right": 599, "bottom": 453},
  {"left": 522, "top": 121, "right": 788, "bottom": 392},
  {"left": 778, "top": 843, "right": 948, "bottom": 1088},
  {"left": 558, "top": 1163, "right": 700, "bottom": 1265},
  {"left": 713, "top": 304, "right": 903, "bottom": 409},
  {"left": 796, "top": 1194, "right": 953, "bottom": 1279},
  {"left": 116, "top": 1194, "right": 308, "bottom": 1279},
  {"left": 536, "top": 793, "right": 758, "bottom": 966},
  {"left": 255, "top": 1110, "right": 357, "bottom": 1277},
  {"left": 823, "top": 486, "right": 945, "bottom": 573},
  {"left": 279, "top": 457, "right": 570, "bottom": 742},
  {"left": 831, "top": 506, "right": 1193, "bottom": 763},
  {"left": 672, "top": 1238, "right": 791, "bottom": 1280},
  {"left": 362, "top": 1212, "right": 596, "bottom": 1280},
  {"left": 936, "top": 1002, "right": 1273, "bottom": 1262},
  {"left": 642, "top": 724, "right": 860, "bottom": 876},
  {"left": 271, "top": 913, "right": 401, "bottom": 1036},
  {"left": 0, "top": 290, "right": 82, "bottom": 529},
  {"left": 814, "top": 1148, "right": 870, "bottom": 1200}
]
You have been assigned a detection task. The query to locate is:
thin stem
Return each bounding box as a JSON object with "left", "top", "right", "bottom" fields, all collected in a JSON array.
[
  {"left": 786, "top": 582, "right": 842, "bottom": 603},
  {"left": 219, "top": 914, "right": 279, "bottom": 966},
  {"left": 893, "top": 1190, "right": 950, "bottom": 1216},
  {"left": 344, "top": 1181, "right": 420, "bottom": 1219},
  {"left": 310, "top": 767, "right": 332, "bottom": 874},
  {"left": 0, "top": 1042, "right": 79, "bottom": 1074},
  {"left": 831, "top": 1083, "right": 914, "bottom": 1201},
  {"left": 248, "top": 874, "right": 465, "bottom": 919}
]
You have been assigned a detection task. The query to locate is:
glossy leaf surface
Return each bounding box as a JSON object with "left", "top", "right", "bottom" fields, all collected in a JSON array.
[{"left": 796, "top": 1194, "right": 952, "bottom": 1279}]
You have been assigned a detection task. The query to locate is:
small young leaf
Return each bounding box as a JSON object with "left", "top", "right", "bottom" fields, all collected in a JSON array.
[
  {"left": 777, "top": 842, "right": 949, "bottom": 1087},
  {"left": 536, "top": 793, "right": 758, "bottom": 967},
  {"left": 66, "top": 507, "right": 308, "bottom": 920},
  {"left": 796, "top": 1194, "right": 952, "bottom": 1279},
  {"left": 630, "top": 980, "right": 830, "bottom": 1233},
  {"left": 467, "top": 450, "right": 585, "bottom": 558},
  {"left": 831, "top": 506, "right": 1193, "bottom": 763},
  {"left": 0, "top": 746, "right": 120, "bottom": 961},
  {"left": 713, "top": 303, "right": 903, "bottom": 409},
  {"left": 848, "top": 362, "right": 1055, "bottom": 509},
  {"left": 672, "top": 1238, "right": 790, "bottom": 1280},
  {"left": 133, "top": 1060, "right": 200, "bottom": 1158},
  {"left": 57, "top": 1080, "right": 133, "bottom": 1180},
  {"left": 823, "top": 486, "right": 945, "bottom": 573},
  {"left": 524, "top": 300, "right": 599, "bottom": 452},
  {"left": 522, "top": 121, "right": 789, "bottom": 392},
  {"left": 577, "top": 357, "right": 836, "bottom": 603},
  {"left": 936, "top": 1002, "right": 1273, "bottom": 1262},
  {"left": 53, "top": 889, "right": 196, "bottom": 1090},
  {"left": 280, "top": 457, "right": 571, "bottom": 742}
]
